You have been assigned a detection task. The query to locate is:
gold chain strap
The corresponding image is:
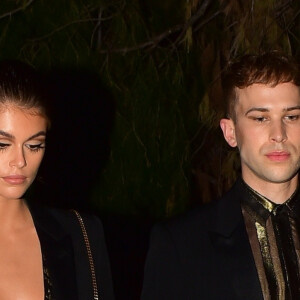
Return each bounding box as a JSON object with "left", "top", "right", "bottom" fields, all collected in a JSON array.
[{"left": 72, "top": 210, "right": 99, "bottom": 300}]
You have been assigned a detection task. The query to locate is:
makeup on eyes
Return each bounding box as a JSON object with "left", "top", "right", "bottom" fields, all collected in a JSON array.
[
  {"left": 0, "top": 139, "right": 46, "bottom": 153},
  {"left": 25, "top": 143, "right": 46, "bottom": 152}
]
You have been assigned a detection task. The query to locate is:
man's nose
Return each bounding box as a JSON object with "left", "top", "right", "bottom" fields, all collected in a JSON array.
[{"left": 269, "top": 121, "right": 287, "bottom": 143}]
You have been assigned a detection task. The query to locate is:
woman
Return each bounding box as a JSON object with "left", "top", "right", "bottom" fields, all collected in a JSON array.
[{"left": 0, "top": 60, "right": 114, "bottom": 300}]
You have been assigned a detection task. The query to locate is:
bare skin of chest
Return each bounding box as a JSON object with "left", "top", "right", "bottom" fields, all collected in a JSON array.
[{"left": 0, "top": 226, "right": 44, "bottom": 300}]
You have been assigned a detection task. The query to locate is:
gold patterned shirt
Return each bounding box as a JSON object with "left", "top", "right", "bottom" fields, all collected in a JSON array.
[{"left": 240, "top": 180, "right": 300, "bottom": 300}]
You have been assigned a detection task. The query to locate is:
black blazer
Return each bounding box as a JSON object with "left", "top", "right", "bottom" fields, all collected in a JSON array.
[
  {"left": 29, "top": 203, "right": 115, "bottom": 300},
  {"left": 141, "top": 179, "right": 264, "bottom": 300}
]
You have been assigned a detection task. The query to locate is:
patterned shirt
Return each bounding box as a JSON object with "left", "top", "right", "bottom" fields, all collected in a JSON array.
[{"left": 240, "top": 180, "right": 300, "bottom": 300}]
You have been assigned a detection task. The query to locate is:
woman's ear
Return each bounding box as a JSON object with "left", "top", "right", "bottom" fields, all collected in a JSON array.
[{"left": 220, "top": 118, "right": 237, "bottom": 147}]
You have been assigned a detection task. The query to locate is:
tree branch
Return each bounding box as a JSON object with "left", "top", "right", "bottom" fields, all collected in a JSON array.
[
  {"left": 99, "top": 4, "right": 221, "bottom": 54},
  {"left": 0, "top": 0, "right": 36, "bottom": 20},
  {"left": 173, "top": 0, "right": 213, "bottom": 46},
  {"left": 28, "top": 18, "right": 101, "bottom": 42},
  {"left": 99, "top": 23, "right": 183, "bottom": 54}
]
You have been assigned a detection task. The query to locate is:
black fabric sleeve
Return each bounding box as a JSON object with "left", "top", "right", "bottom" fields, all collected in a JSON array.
[
  {"left": 71, "top": 212, "right": 115, "bottom": 300},
  {"left": 81, "top": 213, "right": 115, "bottom": 300},
  {"left": 141, "top": 224, "right": 185, "bottom": 300}
]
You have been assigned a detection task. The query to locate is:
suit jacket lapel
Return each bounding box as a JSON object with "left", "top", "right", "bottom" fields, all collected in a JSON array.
[
  {"left": 29, "top": 203, "right": 78, "bottom": 300},
  {"left": 209, "top": 179, "right": 263, "bottom": 300}
]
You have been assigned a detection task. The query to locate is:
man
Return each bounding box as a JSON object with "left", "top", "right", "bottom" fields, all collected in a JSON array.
[{"left": 141, "top": 51, "right": 300, "bottom": 299}]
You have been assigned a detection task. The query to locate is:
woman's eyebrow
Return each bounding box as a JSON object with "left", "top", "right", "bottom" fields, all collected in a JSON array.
[
  {"left": 26, "top": 131, "right": 46, "bottom": 142},
  {"left": 0, "top": 130, "right": 14, "bottom": 139},
  {"left": 0, "top": 130, "right": 46, "bottom": 141}
]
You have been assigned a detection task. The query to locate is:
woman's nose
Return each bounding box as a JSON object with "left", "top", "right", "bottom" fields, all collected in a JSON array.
[{"left": 9, "top": 148, "right": 26, "bottom": 168}]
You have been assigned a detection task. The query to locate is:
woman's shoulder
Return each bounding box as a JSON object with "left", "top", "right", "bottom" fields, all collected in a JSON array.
[
  {"left": 44, "top": 206, "right": 104, "bottom": 235},
  {"left": 28, "top": 202, "right": 105, "bottom": 240},
  {"left": 30, "top": 205, "right": 115, "bottom": 300},
  {"left": 45, "top": 206, "right": 101, "bottom": 222}
]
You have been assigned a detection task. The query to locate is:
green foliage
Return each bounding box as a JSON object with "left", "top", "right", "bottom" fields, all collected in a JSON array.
[
  {"left": 1, "top": 0, "right": 300, "bottom": 218},
  {"left": 93, "top": 50, "right": 194, "bottom": 217}
]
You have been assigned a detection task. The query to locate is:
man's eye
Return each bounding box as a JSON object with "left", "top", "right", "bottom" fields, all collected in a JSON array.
[
  {"left": 285, "top": 115, "right": 299, "bottom": 121},
  {"left": 252, "top": 117, "right": 267, "bottom": 122}
]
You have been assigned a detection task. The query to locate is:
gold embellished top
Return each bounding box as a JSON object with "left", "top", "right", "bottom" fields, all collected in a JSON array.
[
  {"left": 43, "top": 255, "right": 53, "bottom": 300},
  {"left": 240, "top": 180, "right": 300, "bottom": 300}
]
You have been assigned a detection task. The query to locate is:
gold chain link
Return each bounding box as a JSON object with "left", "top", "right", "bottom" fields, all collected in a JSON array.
[{"left": 73, "top": 210, "right": 99, "bottom": 300}]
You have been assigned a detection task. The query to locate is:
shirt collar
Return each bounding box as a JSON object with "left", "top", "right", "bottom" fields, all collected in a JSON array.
[{"left": 240, "top": 179, "right": 300, "bottom": 222}]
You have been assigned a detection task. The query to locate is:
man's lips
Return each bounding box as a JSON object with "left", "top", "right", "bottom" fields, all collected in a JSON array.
[
  {"left": 2, "top": 175, "right": 26, "bottom": 184},
  {"left": 265, "top": 151, "right": 290, "bottom": 161}
]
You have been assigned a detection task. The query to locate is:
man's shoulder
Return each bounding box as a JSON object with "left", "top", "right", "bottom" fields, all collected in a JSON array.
[
  {"left": 155, "top": 180, "right": 242, "bottom": 240},
  {"left": 166, "top": 200, "right": 218, "bottom": 229},
  {"left": 163, "top": 200, "right": 218, "bottom": 235}
]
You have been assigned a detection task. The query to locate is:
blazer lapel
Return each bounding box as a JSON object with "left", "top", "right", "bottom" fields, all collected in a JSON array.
[
  {"left": 209, "top": 180, "right": 263, "bottom": 300},
  {"left": 29, "top": 204, "right": 78, "bottom": 300}
]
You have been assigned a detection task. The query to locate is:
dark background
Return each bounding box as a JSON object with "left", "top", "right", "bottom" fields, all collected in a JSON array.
[{"left": 2, "top": 1, "right": 300, "bottom": 299}]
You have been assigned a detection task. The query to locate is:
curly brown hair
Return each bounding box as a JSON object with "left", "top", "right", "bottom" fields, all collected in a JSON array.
[{"left": 222, "top": 51, "right": 300, "bottom": 121}]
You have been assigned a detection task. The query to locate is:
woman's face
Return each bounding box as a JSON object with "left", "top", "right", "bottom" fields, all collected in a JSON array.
[{"left": 0, "top": 104, "right": 47, "bottom": 202}]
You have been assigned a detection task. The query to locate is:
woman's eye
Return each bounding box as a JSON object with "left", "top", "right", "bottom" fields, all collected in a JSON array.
[
  {"left": 0, "top": 142, "right": 10, "bottom": 150},
  {"left": 26, "top": 143, "right": 45, "bottom": 152}
]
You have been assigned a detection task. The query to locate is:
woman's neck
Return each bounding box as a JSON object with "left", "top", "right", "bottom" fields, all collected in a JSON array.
[{"left": 0, "top": 198, "right": 33, "bottom": 231}]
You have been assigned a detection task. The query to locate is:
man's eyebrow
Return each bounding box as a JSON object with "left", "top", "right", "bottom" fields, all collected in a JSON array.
[
  {"left": 245, "top": 106, "right": 300, "bottom": 115},
  {"left": 245, "top": 107, "right": 269, "bottom": 115},
  {"left": 286, "top": 106, "right": 300, "bottom": 111}
]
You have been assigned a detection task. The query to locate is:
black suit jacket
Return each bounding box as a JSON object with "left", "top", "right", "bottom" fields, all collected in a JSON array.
[
  {"left": 29, "top": 203, "right": 115, "bottom": 300},
  {"left": 141, "top": 179, "right": 264, "bottom": 300}
]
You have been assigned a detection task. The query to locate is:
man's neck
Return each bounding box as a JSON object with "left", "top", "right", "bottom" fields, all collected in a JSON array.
[{"left": 242, "top": 176, "right": 298, "bottom": 204}]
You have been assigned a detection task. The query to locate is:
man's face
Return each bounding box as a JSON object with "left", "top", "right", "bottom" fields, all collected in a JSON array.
[{"left": 220, "top": 82, "right": 300, "bottom": 191}]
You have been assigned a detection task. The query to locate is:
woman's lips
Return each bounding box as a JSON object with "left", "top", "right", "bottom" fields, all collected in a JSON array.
[
  {"left": 265, "top": 151, "right": 290, "bottom": 162},
  {"left": 2, "top": 175, "right": 26, "bottom": 184}
]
